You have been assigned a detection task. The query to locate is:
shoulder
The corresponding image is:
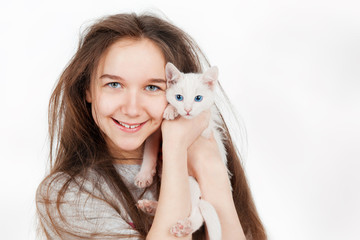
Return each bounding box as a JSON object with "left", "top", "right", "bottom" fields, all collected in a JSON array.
[
  {"left": 36, "top": 165, "right": 157, "bottom": 204},
  {"left": 36, "top": 170, "right": 102, "bottom": 201},
  {"left": 36, "top": 169, "right": 141, "bottom": 239},
  {"left": 36, "top": 170, "right": 105, "bottom": 218},
  {"left": 36, "top": 172, "right": 70, "bottom": 202},
  {"left": 36, "top": 168, "right": 128, "bottom": 214}
]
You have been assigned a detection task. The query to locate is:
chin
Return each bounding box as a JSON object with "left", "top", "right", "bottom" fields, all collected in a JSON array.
[
  {"left": 114, "top": 140, "right": 143, "bottom": 152},
  {"left": 183, "top": 115, "right": 193, "bottom": 119}
]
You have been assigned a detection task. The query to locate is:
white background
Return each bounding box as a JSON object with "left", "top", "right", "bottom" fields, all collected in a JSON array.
[{"left": 1, "top": 0, "right": 359, "bottom": 239}]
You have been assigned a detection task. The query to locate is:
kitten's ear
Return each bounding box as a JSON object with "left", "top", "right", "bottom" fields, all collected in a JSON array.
[
  {"left": 165, "top": 62, "right": 181, "bottom": 87},
  {"left": 202, "top": 66, "right": 218, "bottom": 90}
]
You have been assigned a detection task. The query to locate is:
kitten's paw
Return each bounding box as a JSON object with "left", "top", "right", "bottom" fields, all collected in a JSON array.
[
  {"left": 134, "top": 169, "right": 156, "bottom": 188},
  {"left": 170, "top": 219, "right": 193, "bottom": 237},
  {"left": 136, "top": 199, "right": 158, "bottom": 216},
  {"left": 163, "top": 105, "right": 178, "bottom": 120}
]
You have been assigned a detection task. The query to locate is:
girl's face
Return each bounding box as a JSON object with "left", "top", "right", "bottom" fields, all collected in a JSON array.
[{"left": 86, "top": 38, "right": 168, "bottom": 158}]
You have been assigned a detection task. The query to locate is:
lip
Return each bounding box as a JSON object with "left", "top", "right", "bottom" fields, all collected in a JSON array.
[
  {"left": 112, "top": 118, "right": 147, "bottom": 133},
  {"left": 183, "top": 114, "right": 194, "bottom": 119}
]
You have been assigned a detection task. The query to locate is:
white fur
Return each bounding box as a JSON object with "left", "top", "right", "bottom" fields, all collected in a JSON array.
[
  {"left": 136, "top": 63, "right": 230, "bottom": 239},
  {"left": 164, "top": 62, "right": 228, "bottom": 167}
]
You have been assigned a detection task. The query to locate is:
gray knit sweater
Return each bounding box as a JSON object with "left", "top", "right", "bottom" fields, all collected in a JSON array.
[{"left": 36, "top": 164, "right": 157, "bottom": 239}]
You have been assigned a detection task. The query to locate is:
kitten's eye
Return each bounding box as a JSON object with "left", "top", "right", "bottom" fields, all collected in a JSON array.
[
  {"left": 194, "top": 95, "right": 203, "bottom": 102},
  {"left": 145, "top": 85, "right": 159, "bottom": 91},
  {"left": 107, "top": 82, "right": 121, "bottom": 89},
  {"left": 176, "top": 94, "right": 184, "bottom": 101}
]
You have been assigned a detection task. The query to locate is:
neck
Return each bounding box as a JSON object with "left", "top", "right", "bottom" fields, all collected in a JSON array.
[
  {"left": 116, "top": 149, "right": 143, "bottom": 159},
  {"left": 108, "top": 138, "right": 145, "bottom": 164},
  {"left": 114, "top": 159, "right": 143, "bottom": 165},
  {"left": 109, "top": 144, "right": 144, "bottom": 165},
  {"left": 112, "top": 151, "right": 143, "bottom": 165}
]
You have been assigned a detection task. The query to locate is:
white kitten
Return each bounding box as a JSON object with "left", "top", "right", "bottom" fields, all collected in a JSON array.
[
  {"left": 136, "top": 63, "right": 229, "bottom": 240},
  {"left": 163, "top": 62, "right": 227, "bottom": 166}
]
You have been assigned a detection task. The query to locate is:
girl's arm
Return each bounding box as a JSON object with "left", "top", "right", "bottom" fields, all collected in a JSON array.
[
  {"left": 188, "top": 134, "right": 247, "bottom": 240},
  {"left": 146, "top": 111, "right": 210, "bottom": 239},
  {"left": 147, "top": 143, "right": 190, "bottom": 239}
]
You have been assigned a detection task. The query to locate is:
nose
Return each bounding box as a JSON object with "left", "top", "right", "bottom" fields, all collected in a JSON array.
[
  {"left": 121, "top": 90, "right": 141, "bottom": 117},
  {"left": 185, "top": 108, "right": 192, "bottom": 114}
]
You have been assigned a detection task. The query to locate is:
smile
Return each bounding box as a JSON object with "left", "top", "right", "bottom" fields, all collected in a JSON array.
[
  {"left": 119, "top": 122, "right": 141, "bottom": 129},
  {"left": 112, "top": 118, "right": 147, "bottom": 132}
]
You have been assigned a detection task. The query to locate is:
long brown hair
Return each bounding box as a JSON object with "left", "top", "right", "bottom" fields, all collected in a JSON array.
[{"left": 36, "top": 12, "right": 266, "bottom": 239}]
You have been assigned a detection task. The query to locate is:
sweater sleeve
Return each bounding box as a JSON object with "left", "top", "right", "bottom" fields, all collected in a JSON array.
[{"left": 36, "top": 172, "right": 141, "bottom": 240}]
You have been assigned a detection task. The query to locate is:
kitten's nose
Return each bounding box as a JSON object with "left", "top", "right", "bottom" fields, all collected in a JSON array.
[{"left": 185, "top": 108, "right": 192, "bottom": 114}]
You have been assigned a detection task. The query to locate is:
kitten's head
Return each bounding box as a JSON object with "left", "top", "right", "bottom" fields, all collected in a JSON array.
[{"left": 165, "top": 62, "right": 218, "bottom": 119}]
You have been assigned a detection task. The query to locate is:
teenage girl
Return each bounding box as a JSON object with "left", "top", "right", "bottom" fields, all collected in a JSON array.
[{"left": 36, "top": 13, "right": 267, "bottom": 240}]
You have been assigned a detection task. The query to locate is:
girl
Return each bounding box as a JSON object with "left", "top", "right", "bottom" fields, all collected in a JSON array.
[{"left": 36, "top": 13, "right": 266, "bottom": 240}]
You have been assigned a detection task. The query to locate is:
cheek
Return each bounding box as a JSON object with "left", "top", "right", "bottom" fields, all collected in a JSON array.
[
  {"left": 91, "top": 94, "right": 115, "bottom": 125},
  {"left": 147, "top": 96, "right": 168, "bottom": 121}
]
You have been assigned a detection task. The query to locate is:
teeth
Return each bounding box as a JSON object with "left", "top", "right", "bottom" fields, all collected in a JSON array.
[{"left": 118, "top": 121, "right": 141, "bottom": 129}]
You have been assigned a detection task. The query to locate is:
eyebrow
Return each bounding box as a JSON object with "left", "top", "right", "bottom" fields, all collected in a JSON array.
[{"left": 100, "top": 74, "right": 166, "bottom": 84}]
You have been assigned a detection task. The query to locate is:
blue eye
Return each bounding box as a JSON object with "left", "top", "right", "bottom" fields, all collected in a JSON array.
[
  {"left": 176, "top": 94, "right": 184, "bottom": 101},
  {"left": 194, "top": 95, "right": 203, "bottom": 102},
  {"left": 145, "top": 85, "right": 159, "bottom": 91},
  {"left": 108, "top": 82, "right": 121, "bottom": 88}
]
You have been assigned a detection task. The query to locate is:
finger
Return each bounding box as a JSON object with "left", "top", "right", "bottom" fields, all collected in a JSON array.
[{"left": 196, "top": 110, "right": 211, "bottom": 130}]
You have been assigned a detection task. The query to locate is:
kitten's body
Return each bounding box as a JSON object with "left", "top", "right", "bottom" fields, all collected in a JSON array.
[{"left": 135, "top": 63, "right": 228, "bottom": 240}]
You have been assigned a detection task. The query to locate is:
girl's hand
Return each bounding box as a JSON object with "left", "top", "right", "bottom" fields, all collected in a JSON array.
[
  {"left": 161, "top": 110, "right": 211, "bottom": 150},
  {"left": 187, "top": 132, "right": 226, "bottom": 179},
  {"left": 187, "top": 132, "right": 245, "bottom": 240}
]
